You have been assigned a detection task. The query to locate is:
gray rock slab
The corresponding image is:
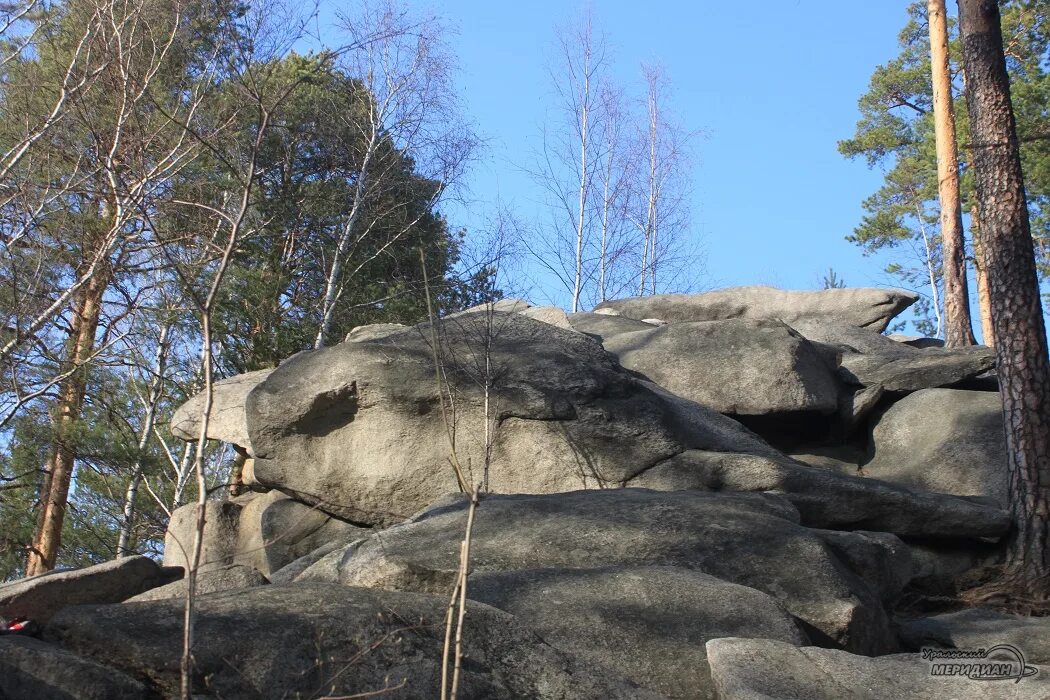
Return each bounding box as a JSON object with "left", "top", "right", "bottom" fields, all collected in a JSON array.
[
  {"left": 170, "top": 368, "right": 273, "bottom": 452},
  {"left": 125, "top": 563, "right": 267, "bottom": 602},
  {"left": 866, "top": 388, "right": 1007, "bottom": 506},
  {"left": 0, "top": 555, "right": 180, "bottom": 623},
  {"left": 898, "top": 607, "right": 1050, "bottom": 664},
  {"left": 595, "top": 286, "right": 918, "bottom": 332},
  {"left": 602, "top": 319, "right": 840, "bottom": 417}
]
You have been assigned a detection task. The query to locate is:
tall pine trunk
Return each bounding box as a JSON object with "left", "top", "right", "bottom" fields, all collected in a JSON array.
[
  {"left": 929, "top": 0, "right": 976, "bottom": 347},
  {"left": 26, "top": 264, "right": 111, "bottom": 575},
  {"left": 958, "top": 0, "right": 1050, "bottom": 597},
  {"left": 971, "top": 209, "right": 996, "bottom": 346}
]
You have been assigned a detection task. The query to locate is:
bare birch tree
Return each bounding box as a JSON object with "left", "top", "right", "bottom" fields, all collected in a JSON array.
[
  {"left": 630, "top": 63, "right": 695, "bottom": 296},
  {"left": 528, "top": 10, "right": 608, "bottom": 312}
]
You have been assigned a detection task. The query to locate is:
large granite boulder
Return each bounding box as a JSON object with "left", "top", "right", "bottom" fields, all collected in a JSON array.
[
  {"left": 0, "top": 555, "right": 180, "bottom": 624},
  {"left": 299, "top": 489, "right": 897, "bottom": 655},
  {"left": 865, "top": 389, "right": 1007, "bottom": 505},
  {"left": 0, "top": 636, "right": 147, "bottom": 700},
  {"left": 169, "top": 368, "right": 273, "bottom": 453},
  {"left": 245, "top": 312, "right": 766, "bottom": 526},
  {"left": 47, "top": 582, "right": 655, "bottom": 699},
  {"left": 595, "top": 286, "right": 918, "bottom": 331},
  {"left": 601, "top": 319, "right": 840, "bottom": 417},
  {"left": 705, "top": 637, "right": 1047, "bottom": 699},
  {"left": 468, "top": 566, "right": 808, "bottom": 699}
]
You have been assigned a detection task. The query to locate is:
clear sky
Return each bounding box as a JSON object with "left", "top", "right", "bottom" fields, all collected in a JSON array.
[{"left": 319, "top": 0, "right": 966, "bottom": 330}]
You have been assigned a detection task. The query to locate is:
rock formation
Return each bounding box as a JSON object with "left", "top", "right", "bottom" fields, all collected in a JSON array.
[{"left": 9, "top": 285, "right": 1044, "bottom": 700}]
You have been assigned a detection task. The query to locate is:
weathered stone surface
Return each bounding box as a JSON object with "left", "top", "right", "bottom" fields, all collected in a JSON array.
[
  {"left": 268, "top": 540, "right": 348, "bottom": 584},
  {"left": 595, "top": 286, "right": 918, "bottom": 331},
  {"left": 170, "top": 368, "right": 273, "bottom": 452},
  {"left": 888, "top": 334, "right": 946, "bottom": 349},
  {"left": 898, "top": 607, "right": 1050, "bottom": 664},
  {"left": 519, "top": 305, "right": 574, "bottom": 330},
  {"left": 162, "top": 499, "right": 243, "bottom": 572},
  {"left": 47, "top": 582, "right": 655, "bottom": 699},
  {"left": 705, "top": 637, "right": 1048, "bottom": 700},
  {"left": 791, "top": 320, "right": 910, "bottom": 356},
  {"left": 601, "top": 319, "right": 840, "bottom": 417},
  {"left": 162, "top": 491, "right": 369, "bottom": 577},
  {"left": 839, "top": 346, "right": 997, "bottom": 393},
  {"left": 627, "top": 449, "right": 1010, "bottom": 539},
  {"left": 812, "top": 530, "right": 912, "bottom": 603},
  {"left": 0, "top": 636, "right": 146, "bottom": 700},
  {"left": 0, "top": 556, "right": 180, "bottom": 624},
  {"left": 246, "top": 312, "right": 776, "bottom": 526},
  {"left": 840, "top": 383, "right": 886, "bottom": 431},
  {"left": 468, "top": 566, "right": 808, "bottom": 699},
  {"left": 344, "top": 322, "right": 407, "bottom": 342},
  {"left": 308, "top": 489, "right": 896, "bottom": 654},
  {"left": 233, "top": 490, "right": 369, "bottom": 576},
  {"left": 787, "top": 445, "right": 865, "bottom": 474},
  {"left": 126, "top": 563, "right": 267, "bottom": 602},
  {"left": 865, "top": 389, "right": 1007, "bottom": 506},
  {"left": 566, "top": 312, "right": 656, "bottom": 341},
  {"left": 906, "top": 541, "right": 998, "bottom": 594},
  {"left": 448, "top": 297, "right": 531, "bottom": 317}
]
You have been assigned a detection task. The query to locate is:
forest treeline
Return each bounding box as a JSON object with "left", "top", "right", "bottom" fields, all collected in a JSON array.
[{"left": 0, "top": 0, "right": 700, "bottom": 578}]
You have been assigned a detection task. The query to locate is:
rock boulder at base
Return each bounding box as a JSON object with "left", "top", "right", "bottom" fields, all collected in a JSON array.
[
  {"left": 468, "top": 565, "right": 808, "bottom": 699},
  {"left": 47, "top": 582, "right": 656, "bottom": 699},
  {"left": 601, "top": 319, "right": 840, "bottom": 417},
  {"left": 169, "top": 368, "right": 273, "bottom": 453},
  {"left": 705, "top": 637, "right": 1048, "bottom": 700},
  {"left": 898, "top": 607, "right": 1050, "bottom": 664},
  {"left": 595, "top": 286, "right": 918, "bottom": 331},
  {"left": 305, "top": 489, "right": 897, "bottom": 655},
  {"left": 0, "top": 555, "right": 181, "bottom": 624},
  {"left": 0, "top": 636, "right": 146, "bottom": 700},
  {"left": 865, "top": 388, "right": 1007, "bottom": 506}
]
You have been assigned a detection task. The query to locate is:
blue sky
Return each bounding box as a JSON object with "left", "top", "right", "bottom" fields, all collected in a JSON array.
[{"left": 319, "top": 1, "right": 963, "bottom": 331}]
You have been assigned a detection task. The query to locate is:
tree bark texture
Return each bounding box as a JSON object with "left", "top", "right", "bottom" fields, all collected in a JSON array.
[
  {"left": 959, "top": 0, "right": 1050, "bottom": 595},
  {"left": 929, "top": 0, "right": 977, "bottom": 347}
]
